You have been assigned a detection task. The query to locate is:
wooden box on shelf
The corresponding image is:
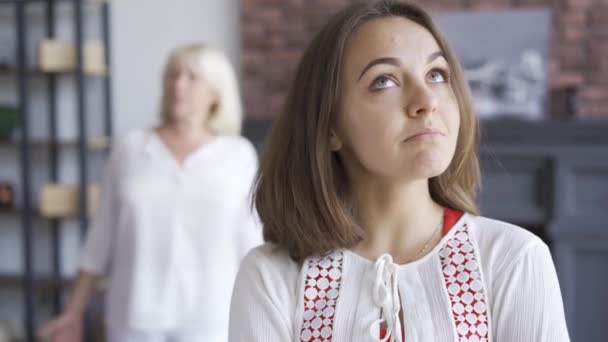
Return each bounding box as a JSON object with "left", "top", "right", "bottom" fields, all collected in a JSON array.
[
  {"left": 39, "top": 183, "right": 99, "bottom": 219},
  {"left": 38, "top": 39, "right": 106, "bottom": 75}
]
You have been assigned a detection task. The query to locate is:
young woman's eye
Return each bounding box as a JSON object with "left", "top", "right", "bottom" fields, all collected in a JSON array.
[
  {"left": 427, "top": 68, "right": 450, "bottom": 83},
  {"left": 370, "top": 75, "right": 398, "bottom": 91}
]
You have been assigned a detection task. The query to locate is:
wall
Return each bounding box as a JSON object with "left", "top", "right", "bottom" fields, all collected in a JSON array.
[
  {"left": 241, "top": 0, "right": 608, "bottom": 119},
  {"left": 112, "top": 0, "right": 241, "bottom": 134}
]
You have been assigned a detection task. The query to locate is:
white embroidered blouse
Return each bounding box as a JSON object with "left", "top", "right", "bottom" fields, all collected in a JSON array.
[{"left": 228, "top": 211, "right": 570, "bottom": 342}]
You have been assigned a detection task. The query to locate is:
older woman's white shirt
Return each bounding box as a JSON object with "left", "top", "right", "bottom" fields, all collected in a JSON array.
[
  {"left": 79, "top": 129, "right": 262, "bottom": 339},
  {"left": 228, "top": 214, "right": 570, "bottom": 342}
]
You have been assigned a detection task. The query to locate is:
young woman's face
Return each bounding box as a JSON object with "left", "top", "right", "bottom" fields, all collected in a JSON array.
[
  {"left": 334, "top": 17, "right": 460, "bottom": 183},
  {"left": 164, "top": 58, "right": 217, "bottom": 123}
]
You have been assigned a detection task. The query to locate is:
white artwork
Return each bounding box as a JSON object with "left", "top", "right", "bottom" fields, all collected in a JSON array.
[{"left": 435, "top": 9, "right": 551, "bottom": 120}]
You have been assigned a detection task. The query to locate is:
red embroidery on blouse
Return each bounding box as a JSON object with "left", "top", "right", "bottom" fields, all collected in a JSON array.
[
  {"left": 300, "top": 252, "right": 343, "bottom": 341},
  {"left": 439, "top": 224, "right": 490, "bottom": 341}
]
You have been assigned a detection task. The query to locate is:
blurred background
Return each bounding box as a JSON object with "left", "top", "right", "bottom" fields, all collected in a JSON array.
[{"left": 0, "top": 0, "right": 606, "bottom": 341}]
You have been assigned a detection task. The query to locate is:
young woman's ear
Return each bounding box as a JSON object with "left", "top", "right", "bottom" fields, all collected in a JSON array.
[{"left": 329, "top": 130, "right": 343, "bottom": 151}]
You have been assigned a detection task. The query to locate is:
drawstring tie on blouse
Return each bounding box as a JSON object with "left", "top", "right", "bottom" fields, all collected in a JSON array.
[{"left": 369, "top": 254, "right": 403, "bottom": 342}]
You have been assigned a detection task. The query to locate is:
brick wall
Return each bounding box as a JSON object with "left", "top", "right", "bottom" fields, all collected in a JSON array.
[{"left": 241, "top": 0, "right": 607, "bottom": 119}]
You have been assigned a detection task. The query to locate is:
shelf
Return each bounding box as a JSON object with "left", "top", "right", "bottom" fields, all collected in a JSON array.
[
  {"left": 0, "top": 182, "right": 101, "bottom": 220},
  {"left": 0, "top": 274, "right": 109, "bottom": 294},
  {"left": 0, "top": 274, "right": 72, "bottom": 290},
  {"left": 0, "top": 207, "right": 46, "bottom": 220},
  {"left": 0, "top": 207, "right": 96, "bottom": 221},
  {"left": 0, "top": 136, "right": 111, "bottom": 150},
  {"left": 3, "top": 0, "right": 113, "bottom": 339},
  {"left": 0, "top": 207, "right": 29, "bottom": 217},
  {"left": 0, "top": 0, "right": 107, "bottom": 5},
  {"left": 0, "top": 65, "right": 107, "bottom": 77}
]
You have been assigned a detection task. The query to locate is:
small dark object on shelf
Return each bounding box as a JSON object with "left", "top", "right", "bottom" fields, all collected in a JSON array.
[{"left": 0, "top": 182, "right": 14, "bottom": 209}]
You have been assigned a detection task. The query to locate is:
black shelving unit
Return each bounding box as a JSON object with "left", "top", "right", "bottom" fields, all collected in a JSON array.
[{"left": 0, "top": 0, "right": 112, "bottom": 341}]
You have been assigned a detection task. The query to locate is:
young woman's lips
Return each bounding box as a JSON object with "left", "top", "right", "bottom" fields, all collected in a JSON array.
[{"left": 404, "top": 128, "right": 445, "bottom": 142}]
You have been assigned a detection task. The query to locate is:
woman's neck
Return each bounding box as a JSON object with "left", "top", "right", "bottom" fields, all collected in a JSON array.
[
  {"left": 161, "top": 117, "right": 212, "bottom": 143},
  {"left": 351, "top": 178, "right": 444, "bottom": 264},
  {"left": 156, "top": 120, "right": 214, "bottom": 166}
]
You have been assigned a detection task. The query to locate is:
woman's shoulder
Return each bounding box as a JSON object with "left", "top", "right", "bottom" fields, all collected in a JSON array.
[
  {"left": 110, "top": 128, "right": 150, "bottom": 153},
  {"left": 216, "top": 134, "right": 257, "bottom": 155},
  {"left": 464, "top": 214, "right": 549, "bottom": 278},
  {"left": 102, "top": 129, "right": 151, "bottom": 165},
  {"left": 466, "top": 214, "right": 543, "bottom": 249},
  {"left": 214, "top": 134, "right": 258, "bottom": 166},
  {"left": 240, "top": 243, "right": 300, "bottom": 275},
  {"left": 234, "top": 243, "right": 301, "bottom": 304}
]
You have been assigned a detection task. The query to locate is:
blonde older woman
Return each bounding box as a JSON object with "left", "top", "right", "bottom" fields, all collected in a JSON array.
[{"left": 38, "top": 44, "right": 262, "bottom": 342}]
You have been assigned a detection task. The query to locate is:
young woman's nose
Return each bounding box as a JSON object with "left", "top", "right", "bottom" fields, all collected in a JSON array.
[{"left": 404, "top": 81, "right": 438, "bottom": 118}]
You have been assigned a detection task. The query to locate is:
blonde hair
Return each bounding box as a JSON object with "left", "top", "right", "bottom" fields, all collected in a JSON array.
[{"left": 159, "top": 43, "right": 242, "bottom": 135}]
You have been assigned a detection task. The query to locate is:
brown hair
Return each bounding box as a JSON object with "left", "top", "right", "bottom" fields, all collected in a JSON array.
[{"left": 254, "top": 0, "right": 480, "bottom": 262}]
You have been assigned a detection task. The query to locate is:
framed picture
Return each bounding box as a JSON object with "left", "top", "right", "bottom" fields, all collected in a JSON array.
[{"left": 435, "top": 9, "right": 552, "bottom": 120}]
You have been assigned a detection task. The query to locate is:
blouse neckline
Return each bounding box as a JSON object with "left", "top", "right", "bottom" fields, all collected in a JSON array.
[
  {"left": 146, "top": 129, "right": 226, "bottom": 170},
  {"left": 343, "top": 208, "right": 468, "bottom": 270}
]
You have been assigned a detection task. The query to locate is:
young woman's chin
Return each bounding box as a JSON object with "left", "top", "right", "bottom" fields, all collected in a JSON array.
[{"left": 399, "top": 155, "right": 452, "bottom": 181}]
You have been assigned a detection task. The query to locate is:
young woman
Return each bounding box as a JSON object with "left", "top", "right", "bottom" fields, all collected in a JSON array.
[
  {"left": 228, "top": 1, "right": 569, "bottom": 341},
  {"left": 39, "top": 44, "right": 262, "bottom": 342}
]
